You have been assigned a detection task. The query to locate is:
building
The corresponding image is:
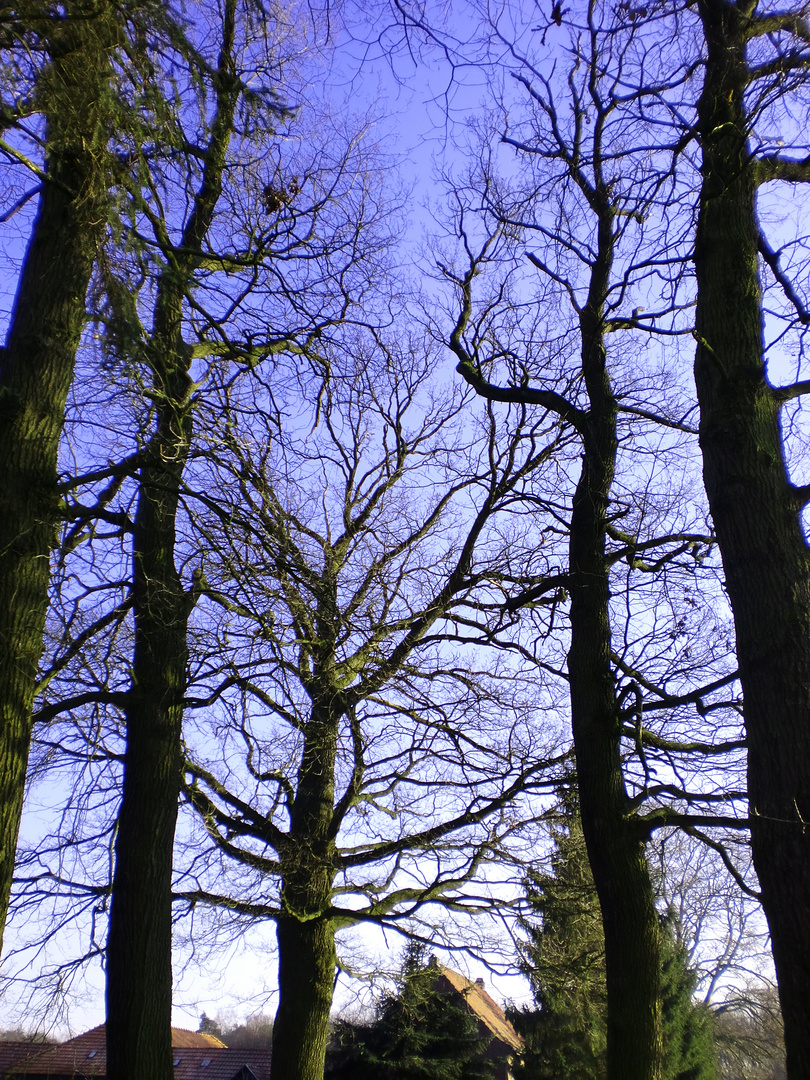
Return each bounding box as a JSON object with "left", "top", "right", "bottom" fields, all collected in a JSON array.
[
  {"left": 2, "top": 963, "right": 521, "bottom": 1080},
  {"left": 429, "top": 958, "right": 523, "bottom": 1080},
  {"left": 0, "top": 1026, "right": 272, "bottom": 1080}
]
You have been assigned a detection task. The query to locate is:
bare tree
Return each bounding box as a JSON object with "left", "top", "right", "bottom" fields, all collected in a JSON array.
[
  {"left": 171, "top": 328, "right": 569, "bottom": 1080},
  {"left": 432, "top": 6, "right": 746, "bottom": 1077},
  {"left": 104, "top": 5, "right": 247, "bottom": 1075},
  {"left": 713, "top": 987, "right": 786, "bottom": 1080},
  {"left": 5, "top": 0, "right": 400, "bottom": 1069},
  {"left": 651, "top": 830, "right": 771, "bottom": 1010},
  {"left": 405, "top": 0, "right": 810, "bottom": 1070}
]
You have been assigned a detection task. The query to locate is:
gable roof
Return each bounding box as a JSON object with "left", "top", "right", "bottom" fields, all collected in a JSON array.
[
  {"left": 431, "top": 964, "right": 523, "bottom": 1053},
  {"left": 4, "top": 1026, "right": 262, "bottom": 1080},
  {"left": 8, "top": 1026, "right": 107, "bottom": 1077},
  {"left": 168, "top": 1049, "right": 271, "bottom": 1080}
]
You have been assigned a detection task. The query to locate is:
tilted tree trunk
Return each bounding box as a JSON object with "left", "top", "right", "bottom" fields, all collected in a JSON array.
[
  {"left": 567, "top": 203, "right": 662, "bottom": 1080},
  {"left": 271, "top": 703, "right": 339, "bottom": 1080},
  {"left": 105, "top": 6, "right": 239, "bottom": 1075},
  {"left": 0, "top": 2, "right": 114, "bottom": 955},
  {"left": 693, "top": 3, "right": 810, "bottom": 1073}
]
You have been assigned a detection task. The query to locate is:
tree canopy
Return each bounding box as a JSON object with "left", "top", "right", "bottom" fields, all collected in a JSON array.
[{"left": 2, "top": 2, "right": 809, "bottom": 1079}]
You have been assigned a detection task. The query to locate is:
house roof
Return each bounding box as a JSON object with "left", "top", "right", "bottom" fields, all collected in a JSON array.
[
  {"left": 0, "top": 1046, "right": 43, "bottom": 1075},
  {"left": 8, "top": 1026, "right": 107, "bottom": 1077},
  {"left": 432, "top": 964, "right": 523, "bottom": 1053},
  {"left": 4, "top": 1026, "right": 266, "bottom": 1080},
  {"left": 166, "top": 1048, "right": 272, "bottom": 1080},
  {"left": 171, "top": 1031, "right": 227, "bottom": 1050}
]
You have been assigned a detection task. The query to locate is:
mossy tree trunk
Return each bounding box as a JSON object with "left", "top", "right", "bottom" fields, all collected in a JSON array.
[
  {"left": 271, "top": 702, "right": 339, "bottom": 1080},
  {"left": 105, "top": 5, "right": 240, "bottom": 1077},
  {"left": 273, "top": 893, "right": 338, "bottom": 1080},
  {"left": 693, "top": 3, "right": 810, "bottom": 1074},
  {"left": 0, "top": 1, "right": 114, "bottom": 955},
  {"left": 105, "top": 397, "right": 191, "bottom": 1080}
]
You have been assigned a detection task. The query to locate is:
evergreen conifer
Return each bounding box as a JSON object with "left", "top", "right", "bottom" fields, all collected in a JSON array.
[
  {"left": 660, "top": 912, "right": 716, "bottom": 1080},
  {"left": 514, "top": 787, "right": 716, "bottom": 1080},
  {"left": 328, "top": 942, "right": 495, "bottom": 1080},
  {"left": 513, "top": 787, "right": 607, "bottom": 1080}
]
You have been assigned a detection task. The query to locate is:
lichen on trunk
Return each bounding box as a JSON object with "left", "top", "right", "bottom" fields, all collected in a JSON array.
[{"left": 105, "top": 5, "right": 241, "bottom": 1075}]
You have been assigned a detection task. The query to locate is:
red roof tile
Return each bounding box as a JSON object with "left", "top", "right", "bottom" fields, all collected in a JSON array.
[
  {"left": 6, "top": 1026, "right": 253, "bottom": 1079},
  {"left": 170, "top": 1049, "right": 271, "bottom": 1080},
  {"left": 5, "top": 1026, "right": 106, "bottom": 1078},
  {"left": 0, "top": 1045, "right": 42, "bottom": 1074}
]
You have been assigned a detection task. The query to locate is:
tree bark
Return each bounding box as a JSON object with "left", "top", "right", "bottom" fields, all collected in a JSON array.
[
  {"left": 105, "top": 6, "right": 239, "bottom": 1074},
  {"left": 453, "top": 175, "right": 665, "bottom": 1080},
  {"left": 693, "top": 3, "right": 810, "bottom": 1074},
  {"left": 271, "top": 703, "right": 339, "bottom": 1080},
  {"left": 0, "top": 2, "right": 113, "bottom": 954},
  {"left": 567, "top": 204, "right": 662, "bottom": 1080},
  {"left": 273, "top": 909, "right": 338, "bottom": 1080},
  {"left": 104, "top": 383, "right": 192, "bottom": 1080}
]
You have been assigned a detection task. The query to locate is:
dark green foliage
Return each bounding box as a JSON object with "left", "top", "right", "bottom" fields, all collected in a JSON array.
[
  {"left": 325, "top": 1018, "right": 372, "bottom": 1079},
  {"left": 515, "top": 790, "right": 715, "bottom": 1080},
  {"left": 660, "top": 912, "right": 716, "bottom": 1080},
  {"left": 513, "top": 787, "right": 606, "bottom": 1080},
  {"left": 198, "top": 1015, "right": 223, "bottom": 1039},
  {"left": 327, "top": 943, "right": 496, "bottom": 1080}
]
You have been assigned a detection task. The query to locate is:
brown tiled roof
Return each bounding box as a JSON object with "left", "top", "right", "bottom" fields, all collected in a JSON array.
[
  {"left": 433, "top": 965, "right": 523, "bottom": 1053},
  {"left": 169, "top": 1049, "right": 271, "bottom": 1080},
  {"left": 6, "top": 1026, "right": 106, "bottom": 1077},
  {"left": 0, "top": 1045, "right": 42, "bottom": 1074},
  {"left": 6, "top": 1026, "right": 249, "bottom": 1079}
]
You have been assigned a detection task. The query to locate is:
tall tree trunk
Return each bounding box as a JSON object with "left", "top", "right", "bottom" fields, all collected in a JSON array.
[
  {"left": 454, "top": 186, "right": 665, "bottom": 1080},
  {"left": 105, "top": 6, "right": 239, "bottom": 1073},
  {"left": 105, "top": 382, "right": 192, "bottom": 1080},
  {"left": 0, "top": 2, "right": 113, "bottom": 954},
  {"left": 271, "top": 704, "right": 339, "bottom": 1080},
  {"left": 568, "top": 215, "right": 662, "bottom": 1080},
  {"left": 693, "top": 3, "right": 810, "bottom": 1073},
  {"left": 569, "top": 517, "right": 663, "bottom": 1080}
]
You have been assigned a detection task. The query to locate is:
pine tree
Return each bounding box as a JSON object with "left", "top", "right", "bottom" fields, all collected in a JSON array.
[
  {"left": 660, "top": 912, "right": 716, "bottom": 1080},
  {"left": 328, "top": 943, "right": 495, "bottom": 1080},
  {"left": 515, "top": 789, "right": 715, "bottom": 1080},
  {"left": 513, "top": 787, "right": 607, "bottom": 1080},
  {"left": 197, "top": 1015, "right": 223, "bottom": 1040}
]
